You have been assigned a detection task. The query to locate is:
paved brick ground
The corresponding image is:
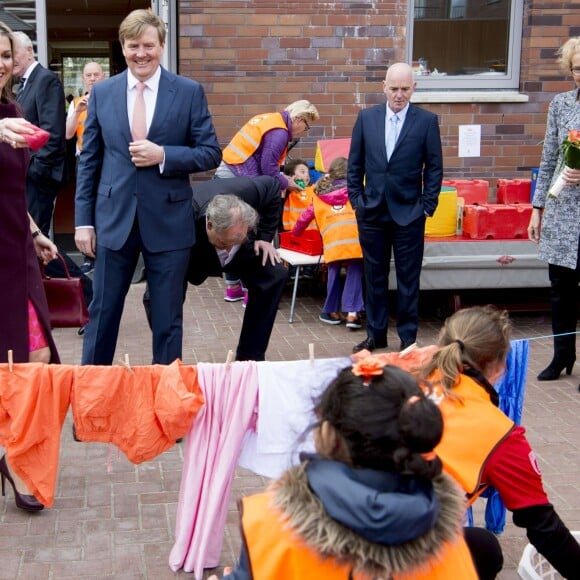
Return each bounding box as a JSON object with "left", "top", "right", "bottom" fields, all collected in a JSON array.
[{"left": 1, "top": 276, "right": 578, "bottom": 579}]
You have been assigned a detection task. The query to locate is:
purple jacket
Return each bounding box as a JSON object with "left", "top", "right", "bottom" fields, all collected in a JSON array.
[
  {"left": 225, "top": 111, "right": 292, "bottom": 190},
  {"left": 292, "top": 185, "right": 349, "bottom": 236}
]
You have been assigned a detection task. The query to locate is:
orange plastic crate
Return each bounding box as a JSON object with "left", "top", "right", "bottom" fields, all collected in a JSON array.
[
  {"left": 442, "top": 179, "right": 489, "bottom": 205},
  {"left": 279, "top": 230, "right": 323, "bottom": 255},
  {"left": 496, "top": 179, "right": 532, "bottom": 204},
  {"left": 463, "top": 204, "right": 532, "bottom": 239}
]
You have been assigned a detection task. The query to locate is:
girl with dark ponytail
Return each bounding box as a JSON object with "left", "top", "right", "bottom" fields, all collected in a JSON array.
[{"left": 211, "top": 362, "right": 480, "bottom": 579}]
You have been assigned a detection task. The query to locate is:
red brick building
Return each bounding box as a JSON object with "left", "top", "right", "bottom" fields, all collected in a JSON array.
[{"left": 178, "top": 0, "right": 580, "bottom": 190}]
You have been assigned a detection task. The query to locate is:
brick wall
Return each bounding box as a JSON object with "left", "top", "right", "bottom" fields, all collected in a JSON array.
[{"left": 178, "top": 0, "right": 580, "bottom": 189}]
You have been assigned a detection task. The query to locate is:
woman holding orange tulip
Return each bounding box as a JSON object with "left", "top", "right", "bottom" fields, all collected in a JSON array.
[{"left": 528, "top": 36, "right": 580, "bottom": 383}]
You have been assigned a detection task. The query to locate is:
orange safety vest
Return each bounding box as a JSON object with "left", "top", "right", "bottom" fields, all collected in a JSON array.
[
  {"left": 313, "top": 195, "right": 362, "bottom": 263},
  {"left": 242, "top": 492, "right": 478, "bottom": 580},
  {"left": 432, "top": 372, "right": 515, "bottom": 499},
  {"left": 222, "top": 112, "right": 288, "bottom": 166},
  {"left": 72, "top": 96, "right": 87, "bottom": 152},
  {"left": 282, "top": 186, "right": 318, "bottom": 231}
]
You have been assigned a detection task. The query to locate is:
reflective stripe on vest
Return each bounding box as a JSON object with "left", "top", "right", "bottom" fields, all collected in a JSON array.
[
  {"left": 313, "top": 195, "right": 362, "bottom": 263},
  {"left": 431, "top": 372, "right": 515, "bottom": 495},
  {"left": 242, "top": 492, "right": 478, "bottom": 580},
  {"left": 222, "top": 112, "right": 288, "bottom": 166},
  {"left": 282, "top": 186, "right": 317, "bottom": 230}
]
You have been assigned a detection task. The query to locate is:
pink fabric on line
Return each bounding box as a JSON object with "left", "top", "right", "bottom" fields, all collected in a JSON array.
[{"left": 169, "top": 361, "right": 259, "bottom": 578}]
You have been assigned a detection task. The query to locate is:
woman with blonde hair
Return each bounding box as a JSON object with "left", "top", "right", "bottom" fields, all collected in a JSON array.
[
  {"left": 215, "top": 99, "right": 320, "bottom": 302},
  {"left": 528, "top": 36, "right": 580, "bottom": 382}
]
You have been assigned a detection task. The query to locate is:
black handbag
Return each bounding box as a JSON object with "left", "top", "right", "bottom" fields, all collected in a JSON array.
[{"left": 41, "top": 253, "right": 90, "bottom": 328}]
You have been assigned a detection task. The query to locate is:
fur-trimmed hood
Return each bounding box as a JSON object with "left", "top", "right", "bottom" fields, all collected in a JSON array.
[{"left": 271, "top": 456, "right": 466, "bottom": 578}]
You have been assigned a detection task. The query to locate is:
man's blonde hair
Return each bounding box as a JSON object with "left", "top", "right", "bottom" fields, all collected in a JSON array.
[{"left": 119, "top": 9, "right": 166, "bottom": 46}]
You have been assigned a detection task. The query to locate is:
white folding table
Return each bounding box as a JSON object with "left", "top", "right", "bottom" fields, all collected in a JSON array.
[{"left": 277, "top": 248, "right": 324, "bottom": 323}]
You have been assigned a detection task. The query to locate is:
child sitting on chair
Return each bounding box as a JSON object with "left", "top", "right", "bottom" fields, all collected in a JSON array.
[
  {"left": 281, "top": 159, "right": 317, "bottom": 232},
  {"left": 293, "top": 157, "right": 364, "bottom": 329}
]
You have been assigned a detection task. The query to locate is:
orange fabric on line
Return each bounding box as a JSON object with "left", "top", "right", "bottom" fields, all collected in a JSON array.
[
  {"left": 0, "top": 360, "right": 204, "bottom": 507},
  {"left": 242, "top": 492, "right": 477, "bottom": 580},
  {"left": 312, "top": 195, "right": 362, "bottom": 263},
  {"left": 282, "top": 186, "right": 317, "bottom": 231},
  {"left": 351, "top": 344, "right": 440, "bottom": 374},
  {"left": 222, "top": 112, "right": 288, "bottom": 166},
  {"left": 71, "top": 360, "right": 203, "bottom": 464},
  {"left": 0, "top": 363, "right": 73, "bottom": 506}
]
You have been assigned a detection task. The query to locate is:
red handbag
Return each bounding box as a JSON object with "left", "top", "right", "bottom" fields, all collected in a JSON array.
[{"left": 41, "top": 253, "right": 90, "bottom": 328}]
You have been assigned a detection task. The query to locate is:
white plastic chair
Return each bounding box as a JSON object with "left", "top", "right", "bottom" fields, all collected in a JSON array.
[{"left": 517, "top": 531, "right": 580, "bottom": 579}]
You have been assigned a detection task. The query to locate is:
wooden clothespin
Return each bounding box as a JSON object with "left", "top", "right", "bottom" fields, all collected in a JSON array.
[
  {"left": 8, "top": 349, "right": 13, "bottom": 372},
  {"left": 225, "top": 349, "right": 234, "bottom": 368},
  {"left": 309, "top": 343, "right": 315, "bottom": 367},
  {"left": 119, "top": 353, "right": 135, "bottom": 375}
]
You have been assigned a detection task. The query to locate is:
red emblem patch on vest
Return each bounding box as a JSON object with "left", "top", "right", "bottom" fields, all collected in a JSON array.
[{"left": 529, "top": 451, "right": 542, "bottom": 476}]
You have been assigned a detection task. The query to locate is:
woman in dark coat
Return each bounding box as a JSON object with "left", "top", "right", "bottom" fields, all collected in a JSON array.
[{"left": 0, "top": 21, "right": 59, "bottom": 512}]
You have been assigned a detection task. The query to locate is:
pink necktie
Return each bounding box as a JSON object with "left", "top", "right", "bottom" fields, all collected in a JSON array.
[{"left": 131, "top": 82, "right": 147, "bottom": 141}]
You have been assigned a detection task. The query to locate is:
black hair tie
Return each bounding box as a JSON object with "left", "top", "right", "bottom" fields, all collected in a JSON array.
[{"left": 455, "top": 339, "right": 465, "bottom": 352}]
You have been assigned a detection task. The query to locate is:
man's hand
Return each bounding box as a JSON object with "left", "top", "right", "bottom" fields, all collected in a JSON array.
[
  {"left": 75, "top": 95, "right": 89, "bottom": 114},
  {"left": 254, "top": 240, "right": 281, "bottom": 266},
  {"left": 129, "top": 139, "right": 164, "bottom": 167},
  {"left": 75, "top": 228, "right": 97, "bottom": 258}
]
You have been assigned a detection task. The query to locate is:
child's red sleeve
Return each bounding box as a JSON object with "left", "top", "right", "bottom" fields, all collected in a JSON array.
[{"left": 481, "top": 425, "right": 549, "bottom": 510}]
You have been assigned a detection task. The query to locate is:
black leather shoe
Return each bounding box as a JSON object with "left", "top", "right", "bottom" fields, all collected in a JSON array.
[
  {"left": 352, "top": 336, "right": 387, "bottom": 353},
  {"left": 400, "top": 340, "right": 416, "bottom": 352}
]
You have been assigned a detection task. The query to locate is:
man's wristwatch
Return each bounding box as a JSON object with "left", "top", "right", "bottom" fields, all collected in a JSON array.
[{"left": 31, "top": 229, "right": 42, "bottom": 238}]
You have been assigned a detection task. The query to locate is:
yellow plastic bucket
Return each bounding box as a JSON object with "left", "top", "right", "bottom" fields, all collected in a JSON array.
[{"left": 425, "top": 186, "right": 458, "bottom": 237}]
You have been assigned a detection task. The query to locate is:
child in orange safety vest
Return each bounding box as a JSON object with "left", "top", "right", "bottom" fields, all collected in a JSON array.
[
  {"left": 281, "top": 158, "right": 317, "bottom": 232},
  {"left": 209, "top": 362, "right": 496, "bottom": 580},
  {"left": 293, "top": 157, "right": 364, "bottom": 329}
]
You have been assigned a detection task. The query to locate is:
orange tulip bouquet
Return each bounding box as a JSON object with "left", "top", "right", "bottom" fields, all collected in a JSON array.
[{"left": 549, "top": 129, "right": 580, "bottom": 199}]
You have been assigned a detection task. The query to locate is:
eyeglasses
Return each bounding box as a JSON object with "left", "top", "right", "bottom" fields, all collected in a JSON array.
[
  {"left": 570, "top": 67, "right": 580, "bottom": 75},
  {"left": 301, "top": 117, "right": 311, "bottom": 131}
]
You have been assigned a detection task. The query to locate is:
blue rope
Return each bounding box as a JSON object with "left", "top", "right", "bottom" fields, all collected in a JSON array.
[{"left": 525, "top": 331, "right": 579, "bottom": 341}]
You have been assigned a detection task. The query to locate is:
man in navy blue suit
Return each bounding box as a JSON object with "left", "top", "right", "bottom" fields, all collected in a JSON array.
[
  {"left": 75, "top": 9, "right": 222, "bottom": 365},
  {"left": 13, "top": 31, "right": 66, "bottom": 237},
  {"left": 348, "top": 62, "right": 443, "bottom": 353}
]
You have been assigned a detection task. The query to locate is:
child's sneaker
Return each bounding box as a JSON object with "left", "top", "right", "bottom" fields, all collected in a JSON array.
[
  {"left": 346, "top": 314, "right": 362, "bottom": 330},
  {"left": 319, "top": 312, "right": 342, "bottom": 325},
  {"left": 224, "top": 284, "right": 245, "bottom": 302},
  {"left": 242, "top": 289, "right": 248, "bottom": 308}
]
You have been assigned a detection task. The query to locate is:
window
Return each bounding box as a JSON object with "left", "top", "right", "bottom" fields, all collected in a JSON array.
[{"left": 408, "top": 0, "right": 523, "bottom": 90}]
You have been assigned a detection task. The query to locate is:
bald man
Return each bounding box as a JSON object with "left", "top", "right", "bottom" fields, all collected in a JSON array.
[{"left": 348, "top": 62, "right": 443, "bottom": 353}]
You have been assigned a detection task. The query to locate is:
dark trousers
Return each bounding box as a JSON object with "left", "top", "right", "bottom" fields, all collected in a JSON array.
[
  {"left": 357, "top": 214, "right": 425, "bottom": 343},
  {"left": 82, "top": 220, "right": 190, "bottom": 365},
  {"left": 26, "top": 174, "right": 60, "bottom": 236},
  {"left": 548, "top": 239, "right": 580, "bottom": 361},
  {"left": 226, "top": 252, "right": 288, "bottom": 361},
  {"left": 464, "top": 526, "right": 504, "bottom": 579},
  {"left": 144, "top": 246, "right": 288, "bottom": 361}
]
